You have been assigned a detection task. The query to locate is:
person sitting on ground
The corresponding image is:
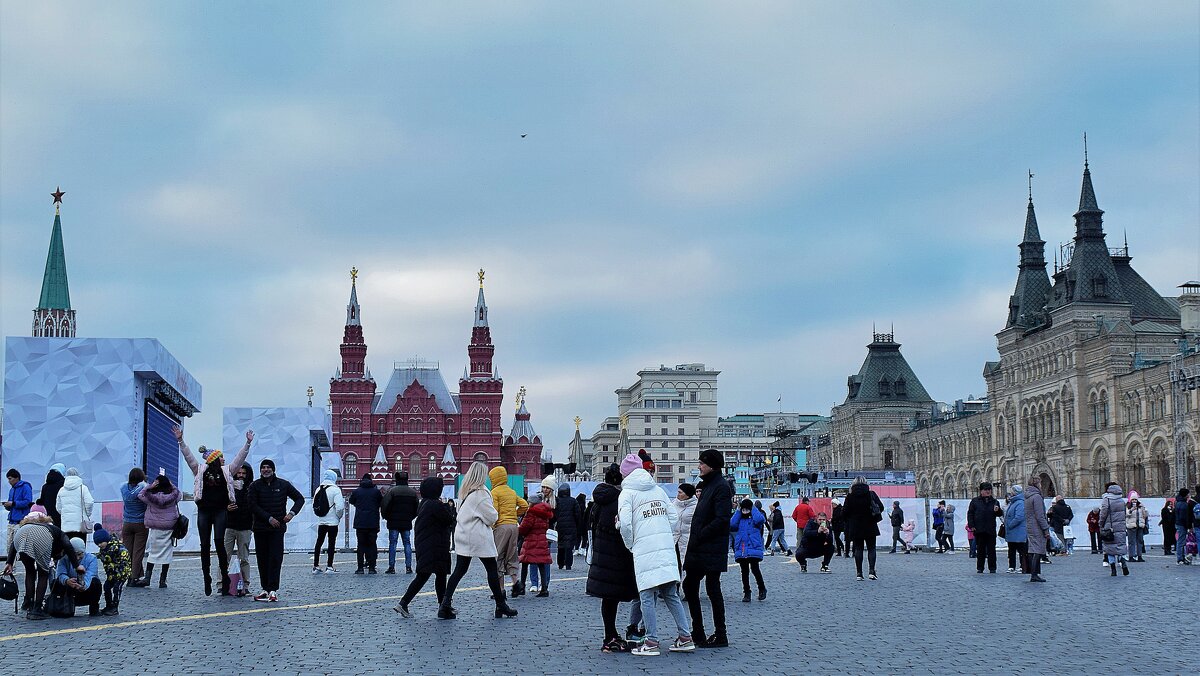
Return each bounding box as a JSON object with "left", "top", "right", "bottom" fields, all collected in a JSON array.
[
  {"left": 799, "top": 511, "right": 836, "bottom": 573},
  {"left": 54, "top": 537, "right": 102, "bottom": 617},
  {"left": 93, "top": 525, "right": 130, "bottom": 616}
]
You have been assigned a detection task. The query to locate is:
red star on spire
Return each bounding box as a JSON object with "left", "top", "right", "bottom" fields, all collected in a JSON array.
[{"left": 51, "top": 186, "right": 65, "bottom": 204}]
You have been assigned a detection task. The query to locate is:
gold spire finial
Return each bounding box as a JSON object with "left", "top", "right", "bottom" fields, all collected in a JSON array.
[
  {"left": 350, "top": 267, "right": 359, "bottom": 283},
  {"left": 515, "top": 385, "right": 527, "bottom": 410},
  {"left": 478, "top": 268, "right": 485, "bottom": 287},
  {"left": 574, "top": 416, "right": 582, "bottom": 431}
]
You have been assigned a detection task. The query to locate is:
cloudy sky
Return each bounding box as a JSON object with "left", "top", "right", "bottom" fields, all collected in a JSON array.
[{"left": 2, "top": 2, "right": 1198, "bottom": 459}]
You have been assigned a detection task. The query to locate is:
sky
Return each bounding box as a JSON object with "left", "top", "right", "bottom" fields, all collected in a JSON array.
[{"left": 2, "top": 2, "right": 1198, "bottom": 460}]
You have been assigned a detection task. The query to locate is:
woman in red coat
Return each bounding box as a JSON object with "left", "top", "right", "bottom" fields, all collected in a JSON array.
[{"left": 519, "top": 500, "right": 555, "bottom": 597}]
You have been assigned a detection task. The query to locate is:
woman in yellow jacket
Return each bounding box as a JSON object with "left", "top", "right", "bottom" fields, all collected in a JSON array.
[{"left": 489, "top": 466, "right": 528, "bottom": 596}]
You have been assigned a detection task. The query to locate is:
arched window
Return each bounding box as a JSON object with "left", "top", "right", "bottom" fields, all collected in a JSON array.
[
  {"left": 446, "top": 419, "right": 454, "bottom": 434},
  {"left": 377, "top": 418, "right": 386, "bottom": 434},
  {"left": 410, "top": 454, "right": 421, "bottom": 479},
  {"left": 395, "top": 418, "right": 403, "bottom": 433},
  {"left": 473, "top": 452, "right": 489, "bottom": 463},
  {"left": 344, "top": 453, "right": 359, "bottom": 480},
  {"left": 410, "top": 418, "right": 424, "bottom": 433}
]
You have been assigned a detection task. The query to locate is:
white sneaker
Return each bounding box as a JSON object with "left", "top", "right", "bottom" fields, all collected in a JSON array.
[
  {"left": 312, "top": 567, "right": 323, "bottom": 574},
  {"left": 529, "top": 586, "right": 539, "bottom": 594},
  {"left": 631, "top": 641, "right": 660, "bottom": 656},
  {"left": 1006, "top": 568, "right": 1015, "bottom": 573},
  {"left": 325, "top": 567, "right": 337, "bottom": 574}
]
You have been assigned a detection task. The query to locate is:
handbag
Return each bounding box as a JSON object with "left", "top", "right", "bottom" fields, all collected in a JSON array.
[
  {"left": 45, "top": 583, "right": 76, "bottom": 618},
  {"left": 1099, "top": 527, "right": 1115, "bottom": 543},
  {"left": 78, "top": 486, "right": 93, "bottom": 532},
  {"left": 0, "top": 572, "right": 18, "bottom": 613},
  {"left": 545, "top": 528, "right": 559, "bottom": 543},
  {"left": 172, "top": 513, "right": 190, "bottom": 541}
]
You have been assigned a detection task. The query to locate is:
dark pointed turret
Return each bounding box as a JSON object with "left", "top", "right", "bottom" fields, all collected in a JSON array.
[
  {"left": 1007, "top": 176, "right": 1053, "bottom": 330},
  {"left": 33, "top": 187, "right": 76, "bottom": 337},
  {"left": 1061, "top": 151, "right": 1125, "bottom": 305},
  {"left": 843, "top": 331, "right": 933, "bottom": 404}
]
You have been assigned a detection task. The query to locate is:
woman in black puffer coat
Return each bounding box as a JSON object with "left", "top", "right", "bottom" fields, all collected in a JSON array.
[
  {"left": 395, "top": 477, "right": 455, "bottom": 617},
  {"left": 841, "top": 476, "right": 885, "bottom": 581},
  {"left": 586, "top": 465, "right": 638, "bottom": 652},
  {"left": 555, "top": 484, "right": 582, "bottom": 570}
]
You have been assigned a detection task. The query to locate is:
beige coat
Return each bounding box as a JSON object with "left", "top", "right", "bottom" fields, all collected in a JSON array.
[{"left": 454, "top": 488, "right": 499, "bottom": 558}]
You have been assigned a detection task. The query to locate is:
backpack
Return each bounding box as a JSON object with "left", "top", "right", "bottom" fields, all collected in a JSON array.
[
  {"left": 312, "top": 485, "right": 332, "bottom": 517},
  {"left": 1193, "top": 502, "right": 1200, "bottom": 524}
]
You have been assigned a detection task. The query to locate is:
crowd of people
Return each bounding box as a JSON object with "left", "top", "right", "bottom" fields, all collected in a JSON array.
[{"left": 4, "top": 438, "right": 1200, "bottom": 654}]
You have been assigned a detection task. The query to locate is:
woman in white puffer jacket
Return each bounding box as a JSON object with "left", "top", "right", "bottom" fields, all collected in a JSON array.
[
  {"left": 618, "top": 459, "right": 694, "bottom": 654},
  {"left": 56, "top": 467, "right": 95, "bottom": 540}
]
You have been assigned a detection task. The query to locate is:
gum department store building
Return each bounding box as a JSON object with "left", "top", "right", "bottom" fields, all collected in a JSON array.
[{"left": 832, "top": 159, "right": 1200, "bottom": 498}]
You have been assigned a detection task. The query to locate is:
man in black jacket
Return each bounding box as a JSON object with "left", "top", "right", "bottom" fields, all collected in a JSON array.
[
  {"left": 247, "top": 458, "right": 304, "bottom": 602},
  {"left": 683, "top": 449, "right": 733, "bottom": 649},
  {"left": 889, "top": 502, "right": 906, "bottom": 553},
  {"left": 381, "top": 472, "right": 419, "bottom": 574},
  {"left": 966, "top": 482, "right": 1003, "bottom": 573}
]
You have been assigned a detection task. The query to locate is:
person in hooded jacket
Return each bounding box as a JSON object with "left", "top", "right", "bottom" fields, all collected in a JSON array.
[
  {"left": 489, "top": 466, "right": 528, "bottom": 596},
  {"left": 395, "top": 477, "right": 456, "bottom": 617},
  {"left": 1160, "top": 500, "right": 1175, "bottom": 556},
  {"left": 1024, "top": 478, "right": 1050, "bottom": 582},
  {"left": 348, "top": 475, "right": 383, "bottom": 574},
  {"left": 438, "top": 462, "right": 517, "bottom": 620},
  {"left": 1003, "top": 485, "right": 1027, "bottom": 574},
  {"left": 841, "top": 476, "right": 885, "bottom": 581},
  {"left": 519, "top": 487, "right": 555, "bottom": 596},
  {"left": 554, "top": 483, "right": 582, "bottom": 570},
  {"left": 1099, "top": 482, "right": 1129, "bottom": 576},
  {"left": 36, "top": 464, "right": 66, "bottom": 528},
  {"left": 730, "top": 499, "right": 766, "bottom": 601},
  {"left": 1124, "top": 493, "right": 1149, "bottom": 563},
  {"left": 942, "top": 503, "right": 956, "bottom": 552},
  {"left": 587, "top": 463, "right": 639, "bottom": 652},
  {"left": 672, "top": 484, "right": 697, "bottom": 565},
  {"left": 381, "top": 471, "right": 419, "bottom": 575},
  {"left": 683, "top": 449, "right": 733, "bottom": 649},
  {"left": 617, "top": 455, "right": 694, "bottom": 656},
  {"left": 56, "top": 468, "right": 95, "bottom": 541},
  {"left": 312, "top": 469, "right": 345, "bottom": 574}
]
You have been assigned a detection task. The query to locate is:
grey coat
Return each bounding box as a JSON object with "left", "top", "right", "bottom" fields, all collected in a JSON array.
[
  {"left": 1098, "top": 485, "right": 1127, "bottom": 558},
  {"left": 942, "top": 505, "right": 956, "bottom": 534},
  {"left": 1024, "top": 486, "right": 1051, "bottom": 555}
]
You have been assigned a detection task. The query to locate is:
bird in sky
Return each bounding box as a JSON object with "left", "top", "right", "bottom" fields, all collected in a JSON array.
[{"left": 520, "top": 134, "right": 527, "bottom": 138}]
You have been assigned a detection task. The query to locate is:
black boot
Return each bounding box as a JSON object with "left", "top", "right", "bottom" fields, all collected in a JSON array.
[
  {"left": 495, "top": 602, "right": 518, "bottom": 618},
  {"left": 203, "top": 569, "right": 213, "bottom": 596},
  {"left": 159, "top": 564, "right": 170, "bottom": 588},
  {"left": 1110, "top": 563, "right": 1117, "bottom": 576},
  {"left": 437, "top": 603, "right": 457, "bottom": 620},
  {"left": 702, "top": 632, "right": 729, "bottom": 648},
  {"left": 1121, "top": 558, "right": 1129, "bottom": 576}
]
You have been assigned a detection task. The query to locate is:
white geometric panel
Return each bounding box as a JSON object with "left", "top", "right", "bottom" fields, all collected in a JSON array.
[{"left": 3, "top": 337, "right": 201, "bottom": 503}]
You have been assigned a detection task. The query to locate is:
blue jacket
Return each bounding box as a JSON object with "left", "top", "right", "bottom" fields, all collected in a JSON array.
[
  {"left": 1004, "top": 492, "right": 1027, "bottom": 543},
  {"left": 56, "top": 551, "right": 99, "bottom": 588},
  {"left": 931, "top": 506, "right": 945, "bottom": 528},
  {"left": 121, "top": 482, "right": 147, "bottom": 524},
  {"left": 6, "top": 480, "right": 34, "bottom": 524},
  {"left": 730, "top": 508, "right": 766, "bottom": 560}
]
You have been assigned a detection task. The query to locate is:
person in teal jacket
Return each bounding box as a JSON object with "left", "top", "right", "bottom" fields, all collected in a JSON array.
[
  {"left": 1003, "top": 485, "right": 1027, "bottom": 574},
  {"left": 54, "top": 537, "right": 102, "bottom": 616},
  {"left": 730, "top": 499, "right": 766, "bottom": 603}
]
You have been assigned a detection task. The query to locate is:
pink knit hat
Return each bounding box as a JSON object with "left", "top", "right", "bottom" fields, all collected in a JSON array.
[
  {"left": 1127, "top": 490, "right": 1140, "bottom": 501},
  {"left": 620, "top": 453, "right": 642, "bottom": 477},
  {"left": 30, "top": 505, "right": 47, "bottom": 515}
]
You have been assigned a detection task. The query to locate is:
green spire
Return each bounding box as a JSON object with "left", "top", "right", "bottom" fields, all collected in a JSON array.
[{"left": 38, "top": 210, "right": 71, "bottom": 311}]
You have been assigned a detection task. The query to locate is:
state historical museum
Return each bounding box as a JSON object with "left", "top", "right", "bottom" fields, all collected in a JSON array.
[{"left": 329, "top": 270, "right": 542, "bottom": 491}]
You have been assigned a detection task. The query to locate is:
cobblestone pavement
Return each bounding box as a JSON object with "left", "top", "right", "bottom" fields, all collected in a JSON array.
[{"left": 1, "top": 547, "right": 1193, "bottom": 674}]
